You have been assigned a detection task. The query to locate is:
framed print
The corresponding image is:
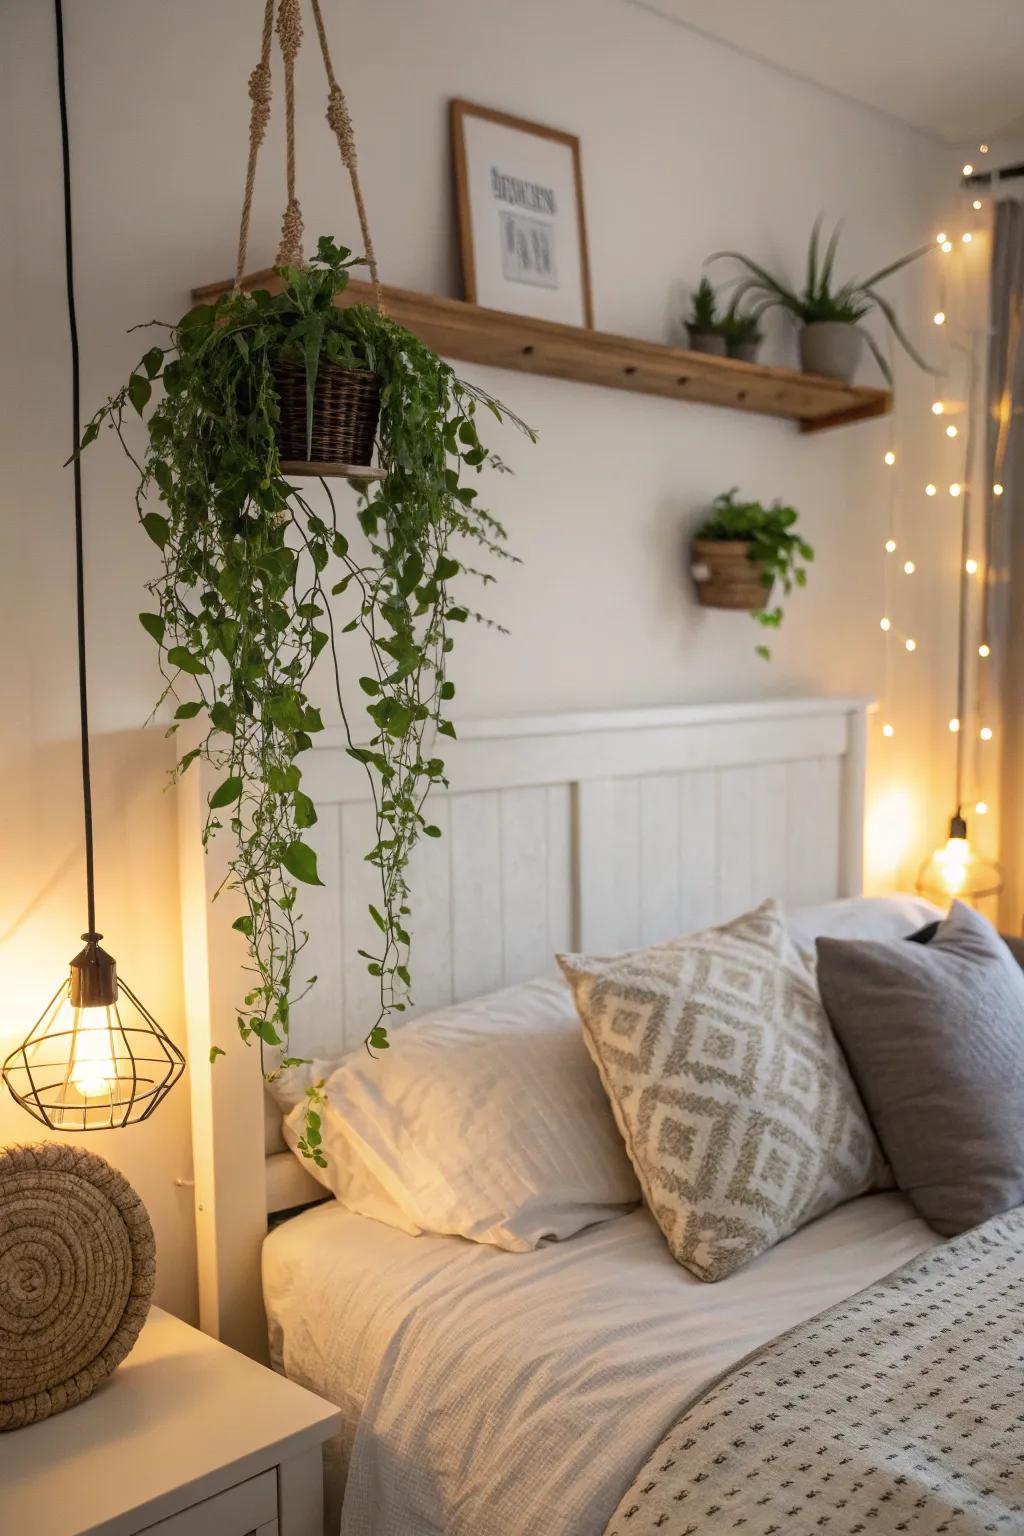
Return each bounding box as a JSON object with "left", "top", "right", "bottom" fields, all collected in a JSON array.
[{"left": 451, "top": 100, "right": 594, "bottom": 328}]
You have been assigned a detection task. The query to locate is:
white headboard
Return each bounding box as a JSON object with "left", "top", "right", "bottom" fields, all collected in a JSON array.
[{"left": 179, "top": 696, "right": 867, "bottom": 1358}]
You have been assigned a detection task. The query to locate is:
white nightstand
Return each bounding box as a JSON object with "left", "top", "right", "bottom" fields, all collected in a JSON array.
[{"left": 0, "top": 1307, "right": 339, "bottom": 1536}]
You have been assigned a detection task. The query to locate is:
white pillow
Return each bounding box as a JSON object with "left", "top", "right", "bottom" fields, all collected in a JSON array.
[
  {"left": 279, "top": 976, "right": 641, "bottom": 1250},
  {"left": 786, "top": 894, "right": 942, "bottom": 961}
]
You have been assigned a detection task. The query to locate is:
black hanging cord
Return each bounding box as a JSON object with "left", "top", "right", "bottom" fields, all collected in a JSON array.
[{"left": 54, "top": 0, "right": 97, "bottom": 938}]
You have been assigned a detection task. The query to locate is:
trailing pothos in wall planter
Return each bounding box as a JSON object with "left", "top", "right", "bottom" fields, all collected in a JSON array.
[
  {"left": 79, "top": 236, "right": 533, "bottom": 1157},
  {"left": 692, "top": 489, "right": 813, "bottom": 659}
]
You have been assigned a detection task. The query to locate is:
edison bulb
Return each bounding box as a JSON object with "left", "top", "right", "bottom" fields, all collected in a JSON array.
[
  {"left": 933, "top": 310, "right": 946, "bottom": 325},
  {"left": 976, "top": 801, "right": 988, "bottom": 815},
  {"left": 885, "top": 539, "right": 897, "bottom": 553},
  {"left": 973, "top": 199, "right": 982, "bottom": 211},
  {"left": 882, "top": 723, "right": 894, "bottom": 738},
  {"left": 903, "top": 560, "right": 916, "bottom": 574},
  {"left": 941, "top": 240, "right": 953, "bottom": 254},
  {"left": 949, "top": 483, "right": 962, "bottom": 497},
  {"left": 979, "top": 643, "right": 991, "bottom": 658},
  {"left": 980, "top": 726, "right": 993, "bottom": 741},
  {"left": 962, "top": 232, "right": 973, "bottom": 244},
  {"left": 965, "top": 558, "right": 978, "bottom": 574},
  {"left": 936, "top": 232, "right": 948, "bottom": 244},
  {"left": 994, "top": 483, "right": 1004, "bottom": 496},
  {"left": 931, "top": 401, "right": 945, "bottom": 415},
  {"left": 67, "top": 1004, "right": 119, "bottom": 1098},
  {"left": 880, "top": 616, "right": 892, "bottom": 631},
  {"left": 925, "top": 483, "right": 937, "bottom": 496},
  {"left": 980, "top": 144, "right": 989, "bottom": 154},
  {"left": 963, "top": 163, "right": 974, "bottom": 176},
  {"left": 905, "top": 638, "right": 917, "bottom": 652},
  {"left": 946, "top": 424, "right": 959, "bottom": 438},
  {"left": 884, "top": 450, "right": 896, "bottom": 466},
  {"left": 949, "top": 717, "right": 960, "bottom": 733}
]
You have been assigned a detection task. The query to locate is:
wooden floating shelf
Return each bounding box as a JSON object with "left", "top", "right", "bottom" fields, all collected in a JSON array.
[{"left": 193, "top": 271, "right": 891, "bottom": 435}]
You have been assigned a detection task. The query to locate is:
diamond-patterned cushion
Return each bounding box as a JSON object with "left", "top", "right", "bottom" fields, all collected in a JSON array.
[{"left": 558, "top": 900, "right": 887, "bottom": 1281}]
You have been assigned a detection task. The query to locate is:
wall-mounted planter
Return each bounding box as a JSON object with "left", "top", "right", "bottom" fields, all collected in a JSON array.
[{"left": 691, "top": 539, "right": 770, "bottom": 610}]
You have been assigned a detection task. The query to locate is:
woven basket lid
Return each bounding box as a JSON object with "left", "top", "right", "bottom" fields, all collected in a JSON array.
[{"left": 0, "top": 1142, "right": 155, "bottom": 1430}]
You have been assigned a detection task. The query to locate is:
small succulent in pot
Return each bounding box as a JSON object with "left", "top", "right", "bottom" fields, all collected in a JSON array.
[
  {"left": 692, "top": 488, "right": 813, "bottom": 659},
  {"left": 718, "top": 299, "right": 763, "bottom": 363},
  {"left": 685, "top": 277, "right": 727, "bottom": 356},
  {"left": 708, "top": 217, "right": 931, "bottom": 384}
]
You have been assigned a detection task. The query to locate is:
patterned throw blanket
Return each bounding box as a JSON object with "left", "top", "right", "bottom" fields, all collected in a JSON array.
[{"left": 605, "top": 1208, "right": 1024, "bottom": 1535}]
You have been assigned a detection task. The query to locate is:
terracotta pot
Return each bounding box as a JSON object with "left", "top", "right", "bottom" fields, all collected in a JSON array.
[
  {"left": 798, "top": 322, "right": 863, "bottom": 383},
  {"left": 691, "top": 539, "right": 770, "bottom": 610},
  {"left": 688, "top": 330, "right": 727, "bottom": 356}
]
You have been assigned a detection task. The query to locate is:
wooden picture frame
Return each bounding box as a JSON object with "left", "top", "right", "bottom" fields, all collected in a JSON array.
[{"left": 450, "top": 99, "right": 594, "bottom": 329}]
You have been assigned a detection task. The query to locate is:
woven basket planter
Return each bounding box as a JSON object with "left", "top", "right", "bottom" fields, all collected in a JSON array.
[
  {"left": 0, "top": 1142, "right": 154, "bottom": 1430},
  {"left": 692, "top": 539, "right": 770, "bottom": 610},
  {"left": 273, "top": 357, "right": 382, "bottom": 475}
]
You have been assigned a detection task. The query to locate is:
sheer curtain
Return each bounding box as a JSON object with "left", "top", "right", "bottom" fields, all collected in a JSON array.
[{"left": 986, "top": 201, "right": 1024, "bottom": 930}]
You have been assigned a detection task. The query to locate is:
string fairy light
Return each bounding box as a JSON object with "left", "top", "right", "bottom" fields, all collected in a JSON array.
[{"left": 879, "top": 155, "right": 1001, "bottom": 871}]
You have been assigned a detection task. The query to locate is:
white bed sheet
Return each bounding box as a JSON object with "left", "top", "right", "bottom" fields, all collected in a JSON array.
[{"left": 263, "top": 1192, "right": 938, "bottom": 1536}]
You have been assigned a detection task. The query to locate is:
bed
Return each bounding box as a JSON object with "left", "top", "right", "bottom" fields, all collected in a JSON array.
[
  {"left": 264, "top": 1192, "right": 936, "bottom": 1535},
  {"left": 179, "top": 696, "right": 1024, "bottom": 1533}
]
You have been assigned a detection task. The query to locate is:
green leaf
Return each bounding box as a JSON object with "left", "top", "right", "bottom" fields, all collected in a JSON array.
[
  {"left": 167, "top": 645, "right": 207, "bottom": 676},
  {"left": 232, "top": 914, "right": 253, "bottom": 936},
  {"left": 209, "top": 1046, "right": 226, "bottom": 1063},
  {"left": 293, "top": 790, "right": 318, "bottom": 828},
  {"left": 141, "top": 512, "right": 170, "bottom": 549},
  {"left": 139, "top": 611, "right": 165, "bottom": 644},
  {"left": 423, "top": 824, "right": 442, "bottom": 838},
  {"left": 128, "top": 373, "right": 152, "bottom": 415},
  {"left": 368, "top": 1025, "right": 390, "bottom": 1051},
  {"left": 209, "top": 775, "right": 244, "bottom": 809},
  {"left": 142, "top": 346, "right": 164, "bottom": 379},
  {"left": 174, "top": 700, "right": 203, "bottom": 720},
  {"left": 281, "top": 840, "right": 324, "bottom": 886}
]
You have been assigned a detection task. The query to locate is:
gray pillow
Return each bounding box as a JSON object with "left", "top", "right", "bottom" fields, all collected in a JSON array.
[{"left": 816, "top": 900, "right": 1024, "bottom": 1237}]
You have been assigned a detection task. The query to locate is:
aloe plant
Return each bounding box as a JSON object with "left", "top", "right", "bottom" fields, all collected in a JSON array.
[{"left": 709, "top": 218, "right": 930, "bottom": 384}]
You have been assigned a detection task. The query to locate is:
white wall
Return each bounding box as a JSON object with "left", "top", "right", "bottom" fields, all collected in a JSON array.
[{"left": 1, "top": 0, "right": 960, "bottom": 1321}]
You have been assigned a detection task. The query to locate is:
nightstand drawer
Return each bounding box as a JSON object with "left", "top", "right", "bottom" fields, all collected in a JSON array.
[{"left": 139, "top": 1469, "right": 277, "bottom": 1536}]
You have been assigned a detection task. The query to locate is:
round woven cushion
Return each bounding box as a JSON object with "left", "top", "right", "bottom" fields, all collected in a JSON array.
[{"left": 0, "top": 1143, "right": 155, "bottom": 1429}]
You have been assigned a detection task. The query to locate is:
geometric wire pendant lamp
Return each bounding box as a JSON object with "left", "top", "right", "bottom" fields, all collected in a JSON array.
[{"left": 1, "top": 0, "right": 184, "bottom": 1130}]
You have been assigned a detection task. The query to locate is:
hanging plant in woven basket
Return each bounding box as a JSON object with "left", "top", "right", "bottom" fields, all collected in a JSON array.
[{"left": 79, "top": 0, "right": 533, "bottom": 1159}]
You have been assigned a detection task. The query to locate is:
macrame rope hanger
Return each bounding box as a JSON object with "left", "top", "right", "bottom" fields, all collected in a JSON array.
[{"left": 233, "top": 0, "right": 383, "bottom": 315}]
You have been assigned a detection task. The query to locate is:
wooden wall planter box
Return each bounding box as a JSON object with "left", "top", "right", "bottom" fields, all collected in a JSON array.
[
  {"left": 194, "top": 271, "right": 892, "bottom": 435},
  {"left": 691, "top": 539, "right": 770, "bottom": 610}
]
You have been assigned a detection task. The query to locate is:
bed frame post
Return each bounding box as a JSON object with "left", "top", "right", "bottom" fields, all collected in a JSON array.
[
  {"left": 839, "top": 702, "right": 867, "bottom": 897},
  {"left": 178, "top": 755, "right": 269, "bottom": 1360}
]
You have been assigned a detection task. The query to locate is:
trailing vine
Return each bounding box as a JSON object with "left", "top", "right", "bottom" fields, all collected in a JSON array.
[{"left": 81, "top": 238, "right": 533, "bottom": 1159}]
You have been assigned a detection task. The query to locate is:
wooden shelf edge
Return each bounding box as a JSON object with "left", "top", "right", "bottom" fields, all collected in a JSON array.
[{"left": 193, "top": 270, "right": 891, "bottom": 433}]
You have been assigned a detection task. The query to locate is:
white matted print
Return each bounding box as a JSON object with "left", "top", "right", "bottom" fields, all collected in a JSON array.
[{"left": 451, "top": 100, "right": 593, "bottom": 328}]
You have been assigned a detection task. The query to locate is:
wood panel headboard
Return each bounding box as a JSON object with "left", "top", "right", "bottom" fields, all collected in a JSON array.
[{"left": 178, "top": 696, "right": 868, "bottom": 1358}]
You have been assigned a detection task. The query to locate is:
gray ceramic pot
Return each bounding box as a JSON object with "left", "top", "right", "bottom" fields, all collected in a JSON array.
[
  {"left": 688, "top": 330, "right": 727, "bottom": 357},
  {"left": 798, "top": 322, "right": 863, "bottom": 382},
  {"left": 728, "top": 341, "right": 761, "bottom": 363}
]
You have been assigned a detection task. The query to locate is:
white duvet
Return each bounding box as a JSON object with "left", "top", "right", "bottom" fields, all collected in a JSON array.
[{"left": 263, "top": 1192, "right": 937, "bottom": 1536}]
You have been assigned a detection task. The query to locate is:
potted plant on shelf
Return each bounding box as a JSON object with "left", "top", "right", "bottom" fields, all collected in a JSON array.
[
  {"left": 685, "top": 277, "right": 727, "bottom": 356},
  {"left": 718, "top": 298, "right": 763, "bottom": 363},
  {"left": 708, "top": 218, "right": 930, "bottom": 384},
  {"left": 692, "top": 489, "right": 813, "bottom": 659}
]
